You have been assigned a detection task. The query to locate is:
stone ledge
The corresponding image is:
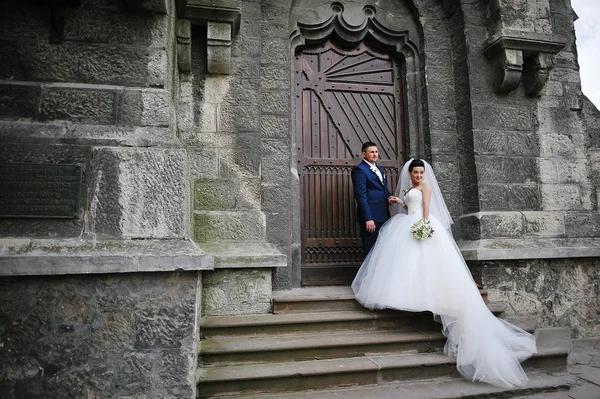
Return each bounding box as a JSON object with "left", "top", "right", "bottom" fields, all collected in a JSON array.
[
  {"left": 200, "top": 241, "right": 287, "bottom": 269},
  {"left": 459, "top": 237, "right": 600, "bottom": 261},
  {"left": 0, "top": 238, "right": 213, "bottom": 276}
]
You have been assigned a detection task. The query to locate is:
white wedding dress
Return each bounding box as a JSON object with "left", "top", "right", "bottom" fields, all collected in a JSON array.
[{"left": 352, "top": 188, "right": 537, "bottom": 388}]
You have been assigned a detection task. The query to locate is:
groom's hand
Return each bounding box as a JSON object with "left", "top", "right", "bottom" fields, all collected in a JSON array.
[
  {"left": 388, "top": 196, "right": 398, "bottom": 205},
  {"left": 365, "top": 220, "right": 375, "bottom": 233}
]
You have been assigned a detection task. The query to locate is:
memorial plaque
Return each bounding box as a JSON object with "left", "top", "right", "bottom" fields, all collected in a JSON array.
[{"left": 0, "top": 163, "right": 82, "bottom": 218}]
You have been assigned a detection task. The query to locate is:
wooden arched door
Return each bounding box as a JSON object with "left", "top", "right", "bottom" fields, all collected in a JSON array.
[{"left": 296, "top": 40, "right": 406, "bottom": 285}]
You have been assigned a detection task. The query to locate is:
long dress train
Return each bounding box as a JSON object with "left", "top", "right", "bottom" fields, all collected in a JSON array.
[{"left": 351, "top": 189, "right": 537, "bottom": 388}]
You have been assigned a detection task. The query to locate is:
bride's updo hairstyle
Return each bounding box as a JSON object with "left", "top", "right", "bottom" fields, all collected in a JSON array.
[{"left": 408, "top": 159, "right": 425, "bottom": 171}]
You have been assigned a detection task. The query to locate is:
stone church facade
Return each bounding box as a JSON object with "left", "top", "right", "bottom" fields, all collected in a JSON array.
[{"left": 0, "top": 0, "right": 598, "bottom": 397}]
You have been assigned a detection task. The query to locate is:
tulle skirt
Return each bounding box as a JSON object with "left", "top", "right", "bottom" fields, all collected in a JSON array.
[{"left": 351, "top": 213, "right": 537, "bottom": 388}]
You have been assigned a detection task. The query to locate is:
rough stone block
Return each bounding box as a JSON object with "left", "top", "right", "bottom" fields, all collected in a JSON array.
[
  {"left": 430, "top": 132, "right": 459, "bottom": 154},
  {"left": 202, "top": 268, "right": 271, "bottom": 315},
  {"left": 194, "top": 210, "right": 265, "bottom": 242},
  {"left": 217, "top": 105, "right": 259, "bottom": 131},
  {"left": 541, "top": 184, "right": 581, "bottom": 211},
  {"left": 427, "top": 84, "right": 455, "bottom": 110},
  {"left": 261, "top": 39, "right": 289, "bottom": 64},
  {"left": 565, "top": 212, "right": 600, "bottom": 237},
  {"left": 222, "top": 78, "right": 260, "bottom": 105},
  {"left": 508, "top": 184, "right": 541, "bottom": 210},
  {"left": 510, "top": 157, "right": 539, "bottom": 183},
  {"left": 90, "top": 148, "right": 188, "bottom": 238},
  {"left": 523, "top": 211, "right": 565, "bottom": 237},
  {"left": 473, "top": 130, "right": 507, "bottom": 154},
  {"left": 265, "top": 210, "right": 293, "bottom": 246},
  {"left": 261, "top": 115, "right": 290, "bottom": 139},
  {"left": 554, "top": 158, "right": 591, "bottom": 184},
  {"left": 425, "top": 50, "right": 452, "bottom": 69},
  {"left": 261, "top": 90, "right": 291, "bottom": 115},
  {"left": 480, "top": 212, "right": 524, "bottom": 239},
  {"left": 472, "top": 105, "right": 533, "bottom": 130},
  {"left": 479, "top": 184, "right": 509, "bottom": 211},
  {"left": 219, "top": 135, "right": 261, "bottom": 177},
  {"left": 195, "top": 178, "right": 261, "bottom": 211},
  {"left": 0, "top": 82, "right": 41, "bottom": 119},
  {"left": 78, "top": 46, "right": 166, "bottom": 87},
  {"left": 539, "top": 133, "right": 578, "bottom": 157},
  {"left": 538, "top": 158, "right": 558, "bottom": 183},
  {"left": 475, "top": 156, "right": 506, "bottom": 184},
  {"left": 0, "top": 272, "right": 199, "bottom": 398},
  {"left": 63, "top": 7, "right": 167, "bottom": 46},
  {"left": 0, "top": 40, "right": 78, "bottom": 82},
  {"left": 262, "top": 64, "right": 290, "bottom": 89},
  {"left": 231, "top": 57, "right": 261, "bottom": 79},
  {"left": 40, "top": 86, "right": 116, "bottom": 124},
  {"left": 537, "top": 107, "right": 584, "bottom": 134},
  {"left": 428, "top": 109, "right": 457, "bottom": 131},
  {"left": 508, "top": 131, "right": 540, "bottom": 156},
  {"left": 188, "top": 147, "right": 219, "bottom": 179},
  {"left": 261, "top": 154, "right": 291, "bottom": 186},
  {"left": 120, "top": 88, "right": 171, "bottom": 126},
  {"left": 261, "top": 22, "right": 288, "bottom": 38}
]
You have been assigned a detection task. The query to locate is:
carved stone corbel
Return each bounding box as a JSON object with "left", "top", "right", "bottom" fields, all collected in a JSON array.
[
  {"left": 177, "top": 19, "right": 192, "bottom": 73},
  {"left": 489, "top": 48, "right": 523, "bottom": 93},
  {"left": 483, "top": 32, "right": 565, "bottom": 95},
  {"left": 176, "top": 0, "right": 241, "bottom": 74},
  {"left": 522, "top": 52, "right": 555, "bottom": 96}
]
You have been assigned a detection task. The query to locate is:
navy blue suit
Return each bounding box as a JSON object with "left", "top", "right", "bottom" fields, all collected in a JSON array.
[{"left": 351, "top": 160, "right": 393, "bottom": 258}]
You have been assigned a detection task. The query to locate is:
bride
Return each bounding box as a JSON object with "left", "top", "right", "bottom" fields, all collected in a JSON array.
[{"left": 351, "top": 159, "right": 537, "bottom": 388}]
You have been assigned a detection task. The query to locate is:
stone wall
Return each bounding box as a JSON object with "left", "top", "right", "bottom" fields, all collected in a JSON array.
[
  {"left": 474, "top": 258, "right": 600, "bottom": 338},
  {"left": 0, "top": 271, "right": 200, "bottom": 398}
]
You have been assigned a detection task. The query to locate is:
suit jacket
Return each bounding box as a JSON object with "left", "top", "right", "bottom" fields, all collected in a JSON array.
[{"left": 351, "top": 160, "right": 393, "bottom": 223}]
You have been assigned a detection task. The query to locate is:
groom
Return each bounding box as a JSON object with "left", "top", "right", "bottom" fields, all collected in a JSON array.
[{"left": 351, "top": 142, "right": 396, "bottom": 258}]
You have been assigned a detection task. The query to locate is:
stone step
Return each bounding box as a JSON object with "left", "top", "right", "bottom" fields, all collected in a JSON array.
[
  {"left": 196, "top": 344, "right": 569, "bottom": 398},
  {"left": 208, "top": 372, "right": 569, "bottom": 399},
  {"left": 200, "top": 329, "right": 447, "bottom": 365},
  {"left": 272, "top": 286, "right": 489, "bottom": 314},
  {"left": 201, "top": 305, "right": 506, "bottom": 339}
]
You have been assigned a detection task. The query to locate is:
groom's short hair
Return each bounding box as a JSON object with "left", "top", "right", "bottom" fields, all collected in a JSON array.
[{"left": 362, "top": 141, "right": 377, "bottom": 152}]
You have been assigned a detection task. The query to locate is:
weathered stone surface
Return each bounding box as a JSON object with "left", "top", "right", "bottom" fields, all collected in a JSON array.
[
  {"left": 261, "top": 90, "right": 291, "bottom": 115},
  {"left": 0, "top": 272, "right": 199, "bottom": 398},
  {"left": 479, "top": 184, "right": 509, "bottom": 211},
  {"left": 539, "top": 133, "right": 580, "bottom": 157},
  {"left": 0, "top": 41, "right": 166, "bottom": 87},
  {"left": 261, "top": 154, "right": 291, "bottom": 186},
  {"left": 508, "top": 184, "right": 541, "bottom": 210},
  {"left": 473, "top": 130, "right": 507, "bottom": 154},
  {"left": 261, "top": 115, "right": 291, "bottom": 139},
  {"left": 565, "top": 212, "right": 600, "bottom": 237},
  {"left": 63, "top": 7, "right": 168, "bottom": 45},
  {"left": 261, "top": 39, "right": 289, "bottom": 64},
  {"left": 479, "top": 212, "right": 524, "bottom": 238},
  {"left": 479, "top": 258, "right": 600, "bottom": 338},
  {"left": 194, "top": 210, "right": 265, "bottom": 242},
  {"left": 188, "top": 147, "right": 219, "bottom": 179},
  {"left": 217, "top": 105, "right": 260, "bottom": 131},
  {"left": 523, "top": 211, "right": 565, "bottom": 237},
  {"left": 472, "top": 105, "right": 534, "bottom": 130},
  {"left": 202, "top": 268, "right": 271, "bottom": 315},
  {"left": 40, "top": 87, "right": 116, "bottom": 124},
  {"left": 0, "top": 82, "right": 41, "bottom": 119},
  {"left": 475, "top": 156, "right": 506, "bottom": 184},
  {"left": 430, "top": 132, "right": 459, "bottom": 154},
  {"left": 90, "top": 148, "right": 188, "bottom": 239},
  {"left": 541, "top": 184, "right": 581, "bottom": 211},
  {"left": 219, "top": 134, "right": 261, "bottom": 177},
  {"left": 120, "top": 88, "right": 171, "bottom": 126},
  {"left": 195, "top": 178, "right": 261, "bottom": 211}
]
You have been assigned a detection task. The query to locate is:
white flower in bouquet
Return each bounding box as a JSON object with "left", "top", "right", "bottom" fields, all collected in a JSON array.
[{"left": 410, "top": 219, "right": 434, "bottom": 240}]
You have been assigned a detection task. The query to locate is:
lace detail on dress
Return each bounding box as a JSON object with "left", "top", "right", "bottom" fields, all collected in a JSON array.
[{"left": 405, "top": 189, "right": 423, "bottom": 215}]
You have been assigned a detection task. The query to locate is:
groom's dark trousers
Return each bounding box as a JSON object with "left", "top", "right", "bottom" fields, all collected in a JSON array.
[{"left": 351, "top": 161, "right": 393, "bottom": 258}]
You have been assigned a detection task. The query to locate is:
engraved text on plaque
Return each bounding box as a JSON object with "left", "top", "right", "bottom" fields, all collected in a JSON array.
[{"left": 0, "top": 163, "right": 82, "bottom": 218}]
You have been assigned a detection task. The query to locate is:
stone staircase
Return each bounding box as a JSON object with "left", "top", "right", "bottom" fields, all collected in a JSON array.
[{"left": 196, "top": 287, "right": 571, "bottom": 398}]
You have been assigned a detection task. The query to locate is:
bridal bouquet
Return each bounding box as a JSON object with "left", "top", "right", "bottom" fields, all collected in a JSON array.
[{"left": 410, "top": 219, "right": 434, "bottom": 240}]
